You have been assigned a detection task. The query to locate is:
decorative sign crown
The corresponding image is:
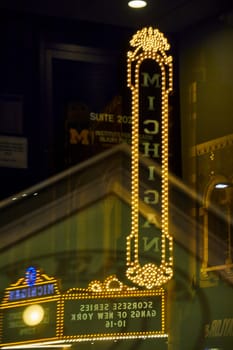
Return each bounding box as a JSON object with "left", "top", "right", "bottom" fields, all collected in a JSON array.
[{"left": 128, "top": 27, "right": 171, "bottom": 58}]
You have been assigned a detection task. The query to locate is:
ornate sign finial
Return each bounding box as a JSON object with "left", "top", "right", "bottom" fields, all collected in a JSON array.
[{"left": 128, "top": 27, "right": 171, "bottom": 59}]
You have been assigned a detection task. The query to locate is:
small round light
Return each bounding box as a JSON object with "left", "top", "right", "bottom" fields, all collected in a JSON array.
[
  {"left": 128, "top": 1, "right": 147, "bottom": 9},
  {"left": 22, "top": 304, "right": 44, "bottom": 326}
]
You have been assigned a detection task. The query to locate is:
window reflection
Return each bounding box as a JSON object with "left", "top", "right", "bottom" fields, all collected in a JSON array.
[{"left": 201, "top": 177, "right": 233, "bottom": 277}]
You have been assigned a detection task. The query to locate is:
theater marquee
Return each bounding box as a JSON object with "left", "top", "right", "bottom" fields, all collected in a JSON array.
[
  {"left": 0, "top": 267, "right": 61, "bottom": 347},
  {"left": 60, "top": 276, "right": 166, "bottom": 342}
]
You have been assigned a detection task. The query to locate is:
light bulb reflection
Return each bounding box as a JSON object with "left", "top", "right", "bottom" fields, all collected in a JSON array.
[
  {"left": 22, "top": 304, "right": 44, "bottom": 326},
  {"left": 215, "top": 182, "right": 231, "bottom": 189}
]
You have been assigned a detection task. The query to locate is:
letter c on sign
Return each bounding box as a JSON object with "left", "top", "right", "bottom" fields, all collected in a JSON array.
[{"left": 143, "top": 120, "right": 159, "bottom": 134}]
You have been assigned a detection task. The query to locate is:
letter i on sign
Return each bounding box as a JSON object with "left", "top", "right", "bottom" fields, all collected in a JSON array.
[{"left": 126, "top": 27, "right": 173, "bottom": 289}]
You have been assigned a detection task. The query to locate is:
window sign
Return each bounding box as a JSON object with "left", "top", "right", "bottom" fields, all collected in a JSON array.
[
  {"left": 0, "top": 27, "right": 173, "bottom": 348},
  {"left": 0, "top": 135, "right": 27, "bottom": 168}
]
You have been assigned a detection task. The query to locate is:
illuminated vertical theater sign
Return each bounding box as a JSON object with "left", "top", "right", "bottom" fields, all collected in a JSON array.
[{"left": 126, "top": 27, "right": 173, "bottom": 288}]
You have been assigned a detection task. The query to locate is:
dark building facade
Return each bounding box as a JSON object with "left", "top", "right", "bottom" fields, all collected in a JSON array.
[{"left": 0, "top": 2, "right": 232, "bottom": 350}]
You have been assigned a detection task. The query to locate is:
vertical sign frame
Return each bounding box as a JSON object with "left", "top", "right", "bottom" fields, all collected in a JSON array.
[{"left": 126, "top": 27, "right": 173, "bottom": 288}]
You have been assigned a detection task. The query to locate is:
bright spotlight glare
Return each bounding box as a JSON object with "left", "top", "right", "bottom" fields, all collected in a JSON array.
[
  {"left": 23, "top": 304, "right": 45, "bottom": 326},
  {"left": 128, "top": 1, "right": 147, "bottom": 9}
]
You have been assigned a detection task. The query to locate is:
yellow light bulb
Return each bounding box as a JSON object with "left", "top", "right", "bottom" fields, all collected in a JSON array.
[{"left": 22, "top": 304, "right": 45, "bottom": 326}]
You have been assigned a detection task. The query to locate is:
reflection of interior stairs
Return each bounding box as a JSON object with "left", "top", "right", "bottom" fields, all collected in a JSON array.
[
  {"left": 225, "top": 266, "right": 233, "bottom": 274},
  {"left": 223, "top": 264, "right": 233, "bottom": 283}
]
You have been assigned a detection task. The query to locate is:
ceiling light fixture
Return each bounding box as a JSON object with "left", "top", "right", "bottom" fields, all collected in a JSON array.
[{"left": 128, "top": 1, "right": 147, "bottom": 9}]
